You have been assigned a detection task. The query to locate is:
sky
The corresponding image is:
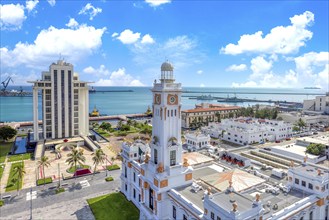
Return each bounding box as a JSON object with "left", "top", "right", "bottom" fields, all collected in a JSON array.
[{"left": 0, "top": 0, "right": 328, "bottom": 90}]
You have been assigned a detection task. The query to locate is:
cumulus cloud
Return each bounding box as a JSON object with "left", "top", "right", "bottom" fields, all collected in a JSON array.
[
  {"left": 95, "top": 68, "right": 144, "bottom": 86},
  {"left": 145, "top": 0, "right": 171, "bottom": 7},
  {"left": 26, "top": 0, "right": 39, "bottom": 13},
  {"left": 66, "top": 18, "right": 79, "bottom": 28},
  {"left": 197, "top": 70, "right": 203, "bottom": 74},
  {"left": 79, "top": 3, "right": 102, "bottom": 20},
  {"left": 221, "top": 11, "right": 314, "bottom": 55},
  {"left": 83, "top": 65, "right": 110, "bottom": 77},
  {"left": 116, "top": 29, "right": 141, "bottom": 44},
  {"left": 231, "top": 52, "right": 329, "bottom": 88},
  {"left": 141, "top": 34, "right": 155, "bottom": 44},
  {"left": 0, "top": 4, "right": 26, "bottom": 30},
  {"left": 226, "top": 64, "right": 247, "bottom": 72},
  {"left": 1, "top": 25, "right": 106, "bottom": 68},
  {"left": 47, "top": 0, "right": 56, "bottom": 7}
]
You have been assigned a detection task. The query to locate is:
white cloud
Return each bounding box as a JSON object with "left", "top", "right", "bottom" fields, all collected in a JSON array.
[
  {"left": 200, "top": 83, "right": 205, "bottom": 87},
  {"left": 111, "top": 32, "right": 119, "bottom": 37},
  {"left": 197, "top": 70, "right": 203, "bottom": 74},
  {"left": 79, "top": 3, "right": 102, "bottom": 20},
  {"left": 141, "top": 34, "right": 155, "bottom": 44},
  {"left": 1, "top": 72, "right": 38, "bottom": 85},
  {"left": 66, "top": 18, "right": 79, "bottom": 28},
  {"left": 47, "top": 0, "right": 56, "bottom": 7},
  {"left": 221, "top": 11, "right": 314, "bottom": 55},
  {"left": 132, "top": 35, "right": 205, "bottom": 69},
  {"left": 231, "top": 51, "right": 329, "bottom": 88},
  {"left": 116, "top": 29, "right": 141, "bottom": 44},
  {"left": 250, "top": 56, "right": 273, "bottom": 79},
  {"left": 1, "top": 25, "right": 106, "bottom": 68},
  {"left": 95, "top": 68, "right": 144, "bottom": 86},
  {"left": 145, "top": 0, "right": 171, "bottom": 7},
  {"left": 83, "top": 65, "right": 110, "bottom": 77},
  {"left": 0, "top": 4, "right": 26, "bottom": 30},
  {"left": 26, "top": 0, "right": 39, "bottom": 13},
  {"left": 226, "top": 64, "right": 247, "bottom": 72}
]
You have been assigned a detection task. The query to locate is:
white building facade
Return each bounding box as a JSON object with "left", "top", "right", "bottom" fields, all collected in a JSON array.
[
  {"left": 208, "top": 118, "right": 293, "bottom": 145},
  {"left": 184, "top": 132, "right": 211, "bottom": 150},
  {"left": 28, "top": 60, "right": 90, "bottom": 140},
  {"left": 303, "top": 93, "right": 329, "bottom": 114}
]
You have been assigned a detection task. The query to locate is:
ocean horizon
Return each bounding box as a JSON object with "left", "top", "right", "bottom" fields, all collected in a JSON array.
[{"left": 0, "top": 85, "right": 325, "bottom": 123}]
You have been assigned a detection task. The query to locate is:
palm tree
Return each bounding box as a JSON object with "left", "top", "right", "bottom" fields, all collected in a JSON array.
[
  {"left": 13, "top": 163, "right": 25, "bottom": 195},
  {"left": 38, "top": 156, "right": 51, "bottom": 186},
  {"left": 296, "top": 118, "right": 306, "bottom": 131},
  {"left": 92, "top": 149, "right": 106, "bottom": 176},
  {"left": 66, "top": 148, "right": 86, "bottom": 175}
]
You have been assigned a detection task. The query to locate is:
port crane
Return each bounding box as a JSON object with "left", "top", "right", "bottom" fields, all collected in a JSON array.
[{"left": 1, "top": 77, "right": 13, "bottom": 91}]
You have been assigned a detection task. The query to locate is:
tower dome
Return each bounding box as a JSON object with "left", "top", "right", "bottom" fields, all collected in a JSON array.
[{"left": 161, "top": 61, "right": 174, "bottom": 72}]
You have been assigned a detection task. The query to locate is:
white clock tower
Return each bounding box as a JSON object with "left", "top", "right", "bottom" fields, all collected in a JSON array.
[{"left": 139, "top": 61, "right": 193, "bottom": 220}]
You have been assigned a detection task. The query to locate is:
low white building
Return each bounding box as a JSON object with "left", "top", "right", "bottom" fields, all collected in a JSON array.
[
  {"left": 296, "top": 133, "right": 329, "bottom": 159},
  {"left": 184, "top": 131, "right": 211, "bottom": 150},
  {"left": 208, "top": 118, "right": 293, "bottom": 145}
]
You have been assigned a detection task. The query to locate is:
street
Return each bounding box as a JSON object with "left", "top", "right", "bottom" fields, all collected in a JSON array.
[{"left": 0, "top": 169, "right": 121, "bottom": 219}]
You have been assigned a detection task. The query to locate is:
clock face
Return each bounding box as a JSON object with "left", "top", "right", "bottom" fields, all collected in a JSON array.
[
  {"left": 154, "top": 94, "right": 161, "bottom": 104},
  {"left": 167, "top": 94, "right": 178, "bottom": 105},
  {"left": 170, "top": 96, "right": 176, "bottom": 104}
]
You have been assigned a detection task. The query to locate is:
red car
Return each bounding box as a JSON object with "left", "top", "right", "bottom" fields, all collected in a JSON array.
[
  {"left": 275, "top": 140, "right": 280, "bottom": 143},
  {"left": 286, "top": 138, "right": 291, "bottom": 141}
]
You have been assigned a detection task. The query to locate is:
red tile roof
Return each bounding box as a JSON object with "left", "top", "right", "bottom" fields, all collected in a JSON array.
[{"left": 182, "top": 106, "right": 240, "bottom": 113}]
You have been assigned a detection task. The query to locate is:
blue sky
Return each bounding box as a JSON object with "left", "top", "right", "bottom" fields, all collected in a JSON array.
[{"left": 1, "top": 0, "right": 328, "bottom": 90}]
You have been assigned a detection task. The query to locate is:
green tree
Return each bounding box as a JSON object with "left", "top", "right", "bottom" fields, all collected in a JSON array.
[
  {"left": 38, "top": 156, "right": 51, "bottom": 186},
  {"left": 306, "top": 143, "right": 325, "bottom": 156},
  {"left": 126, "top": 119, "right": 133, "bottom": 127},
  {"left": 92, "top": 149, "right": 106, "bottom": 176},
  {"left": 99, "top": 122, "right": 111, "bottom": 131},
  {"left": 0, "top": 126, "right": 17, "bottom": 141},
  {"left": 12, "top": 163, "right": 25, "bottom": 195},
  {"left": 215, "top": 112, "right": 221, "bottom": 122},
  {"left": 295, "top": 118, "right": 306, "bottom": 131},
  {"left": 117, "top": 120, "right": 123, "bottom": 129},
  {"left": 66, "top": 148, "right": 86, "bottom": 174}
]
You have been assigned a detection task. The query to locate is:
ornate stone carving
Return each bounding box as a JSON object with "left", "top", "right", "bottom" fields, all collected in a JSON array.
[
  {"left": 232, "top": 202, "right": 238, "bottom": 212},
  {"left": 183, "top": 158, "right": 189, "bottom": 167},
  {"left": 144, "top": 154, "right": 150, "bottom": 163},
  {"left": 157, "top": 163, "right": 164, "bottom": 173}
]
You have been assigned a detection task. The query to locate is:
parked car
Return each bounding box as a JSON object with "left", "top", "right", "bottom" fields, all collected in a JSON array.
[{"left": 275, "top": 140, "right": 280, "bottom": 143}]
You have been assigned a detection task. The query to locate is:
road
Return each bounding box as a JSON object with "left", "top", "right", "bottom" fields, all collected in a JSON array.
[{"left": 0, "top": 169, "right": 121, "bottom": 219}]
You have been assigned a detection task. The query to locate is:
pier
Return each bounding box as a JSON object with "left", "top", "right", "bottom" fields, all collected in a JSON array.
[{"left": 182, "top": 91, "right": 325, "bottom": 96}]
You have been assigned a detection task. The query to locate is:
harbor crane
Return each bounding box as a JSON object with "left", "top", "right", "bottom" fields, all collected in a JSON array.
[{"left": 1, "top": 77, "right": 13, "bottom": 91}]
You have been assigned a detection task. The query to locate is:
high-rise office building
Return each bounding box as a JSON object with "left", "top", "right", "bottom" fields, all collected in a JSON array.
[{"left": 29, "top": 60, "right": 90, "bottom": 140}]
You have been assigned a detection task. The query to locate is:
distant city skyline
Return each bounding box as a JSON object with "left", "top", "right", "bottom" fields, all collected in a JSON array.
[{"left": 1, "top": 0, "right": 328, "bottom": 89}]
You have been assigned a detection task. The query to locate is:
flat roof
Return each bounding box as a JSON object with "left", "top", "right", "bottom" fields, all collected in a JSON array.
[
  {"left": 210, "top": 191, "right": 254, "bottom": 213},
  {"left": 182, "top": 106, "right": 240, "bottom": 113},
  {"left": 297, "top": 133, "right": 329, "bottom": 146},
  {"left": 174, "top": 185, "right": 205, "bottom": 210},
  {"left": 183, "top": 152, "right": 214, "bottom": 166},
  {"left": 271, "top": 144, "right": 318, "bottom": 159},
  {"left": 292, "top": 164, "right": 329, "bottom": 179}
]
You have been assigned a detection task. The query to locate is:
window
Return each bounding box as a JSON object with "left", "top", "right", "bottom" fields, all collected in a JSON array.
[
  {"left": 302, "top": 181, "right": 306, "bottom": 187},
  {"left": 211, "top": 212, "right": 214, "bottom": 220},
  {"left": 139, "top": 194, "right": 141, "bottom": 202},
  {"left": 183, "top": 214, "right": 187, "bottom": 220},
  {"left": 154, "top": 149, "right": 158, "bottom": 164},
  {"left": 149, "top": 188, "right": 154, "bottom": 210},
  {"left": 125, "top": 184, "right": 127, "bottom": 191},
  {"left": 309, "top": 183, "right": 313, "bottom": 190},
  {"left": 309, "top": 211, "right": 313, "bottom": 220},
  {"left": 170, "top": 150, "right": 176, "bottom": 166},
  {"left": 295, "top": 178, "right": 299, "bottom": 184},
  {"left": 217, "top": 217, "right": 221, "bottom": 220},
  {"left": 133, "top": 172, "right": 136, "bottom": 182},
  {"left": 133, "top": 189, "right": 136, "bottom": 198},
  {"left": 124, "top": 166, "right": 127, "bottom": 178},
  {"left": 173, "top": 206, "right": 176, "bottom": 219}
]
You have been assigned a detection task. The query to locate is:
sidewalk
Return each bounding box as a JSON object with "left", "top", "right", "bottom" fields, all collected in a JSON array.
[{"left": 0, "top": 160, "right": 11, "bottom": 194}]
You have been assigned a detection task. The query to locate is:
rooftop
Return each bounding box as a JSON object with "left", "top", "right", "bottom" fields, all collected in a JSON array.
[
  {"left": 183, "top": 152, "right": 214, "bottom": 166},
  {"left": 297, "top": 134, "right": 329, "bottom": 146},
  {"left": 291, "top": 164, "right": 329, "bottom": 179},
  {"left": 210, "top": 191, "right": 255, "bottom": 213},
  {"left": 271, "top": 144, "right": 319, "bottom": 159}
]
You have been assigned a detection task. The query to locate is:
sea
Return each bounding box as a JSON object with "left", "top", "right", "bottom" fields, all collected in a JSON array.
[{"left": 0, "top": 86, "right": 325, "bottom": 122}]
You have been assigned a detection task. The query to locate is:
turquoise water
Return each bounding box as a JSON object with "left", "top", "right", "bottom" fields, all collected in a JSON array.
[{"left": 0, "top": 86, "right": 324, "bottom": 122}]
